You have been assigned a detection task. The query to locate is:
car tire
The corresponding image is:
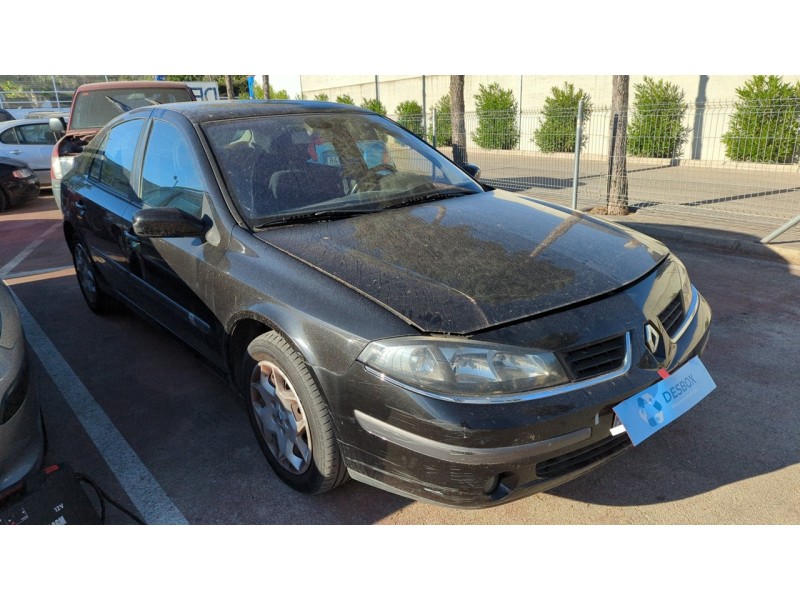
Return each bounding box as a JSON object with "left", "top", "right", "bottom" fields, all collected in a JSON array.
[
  {"left": 243, "top": 331, "right": 348, "bottom": 495},
  {"left": 70, "top": 240, "right": 114, "bottom": 314},
  {"left": 0, "top": 189, "right": 8, "bottom": 212}
]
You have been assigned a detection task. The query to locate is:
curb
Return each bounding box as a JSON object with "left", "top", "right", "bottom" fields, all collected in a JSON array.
[{"left": 620, "top": 222, "right": 800, "bottom": 266}]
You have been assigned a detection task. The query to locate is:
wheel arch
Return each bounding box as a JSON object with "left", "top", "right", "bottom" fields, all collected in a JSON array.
[{"left": 226, "top": 306, "right": 327, "bottom": 394}]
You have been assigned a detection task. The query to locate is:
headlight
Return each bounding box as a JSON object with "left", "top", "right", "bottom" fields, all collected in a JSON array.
[
  {"left": 358, "top": 337, "right": 569, "bottom": 398},
  {"left": 12, "top": 168, "right": 33, "bottom": 179}
]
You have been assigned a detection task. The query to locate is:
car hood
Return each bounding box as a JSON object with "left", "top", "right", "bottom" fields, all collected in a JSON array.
[{"left": 254, "top": 190, "right": 669, "bottom": 334}]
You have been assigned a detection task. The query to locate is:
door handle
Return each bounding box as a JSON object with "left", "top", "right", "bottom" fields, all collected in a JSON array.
[{"left": 9, "top": 150, "right": 21, "bottom": 155}]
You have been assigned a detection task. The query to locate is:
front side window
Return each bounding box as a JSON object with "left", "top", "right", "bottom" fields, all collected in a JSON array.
[
  {"left": 139, "top": 120, "right": 205, "bottom": 218},
  {"left": 204, "top": 111, "right": 482, "bottom": 228},
  {"left": 88, "top": 119, "right": 144, "bottom": 197}
]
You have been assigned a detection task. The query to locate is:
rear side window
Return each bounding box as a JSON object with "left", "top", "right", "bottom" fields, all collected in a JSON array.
[
  {"left": 0, "top": 129, "right": 17, "bottom": 144},
  {"left": 88, "top": 119, "right": 144, "bottom": 197}
]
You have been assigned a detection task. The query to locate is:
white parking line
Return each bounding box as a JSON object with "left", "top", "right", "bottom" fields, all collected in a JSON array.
[
  {"left": 2, "top": 265, "right": 74, "bottom": 281},
  {"left": 12, "top": 292, "right": 188, "bottom": 525},
  {"left": 0, "top": 222, "right": 61, "bottom": 276}
]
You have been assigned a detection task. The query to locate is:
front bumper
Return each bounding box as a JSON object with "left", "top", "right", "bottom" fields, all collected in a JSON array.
[{"left": 322, "top": 277, "right": 712, "bottom": 508}]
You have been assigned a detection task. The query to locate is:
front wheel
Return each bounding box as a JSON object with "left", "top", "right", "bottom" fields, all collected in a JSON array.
[{"left": 243, "top": 331, "right": 348, "bottom": 495}]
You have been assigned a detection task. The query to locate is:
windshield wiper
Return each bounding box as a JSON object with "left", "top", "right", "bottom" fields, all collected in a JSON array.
[
  {"left": 385, "top": 187, "right": 477, "bottom": 210},
  {"left": 254, "top": 207, "right": 381, "bottom": 229},
  {"left": 104, "top": 95, "right": 133, "bottom": 113}
]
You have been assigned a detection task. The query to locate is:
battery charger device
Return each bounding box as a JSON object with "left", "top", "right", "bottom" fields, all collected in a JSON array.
[{"left": 0, "top": 463, "right": 144, "bottom": 525}]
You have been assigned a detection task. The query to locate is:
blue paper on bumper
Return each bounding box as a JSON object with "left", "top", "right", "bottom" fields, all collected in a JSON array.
[{"left": 613, "top": 357, "right": 716, "bottom": 445}]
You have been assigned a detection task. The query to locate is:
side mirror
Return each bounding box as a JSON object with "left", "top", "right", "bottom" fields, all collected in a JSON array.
[
  {"left": 463, "top": 163, "right": 481, "bottom": 180},
  {"left": 133, "top": 207, "right": 205, "bottom": 239},
  {"left": 49, "top": 117, "right": 66, "bottom": 134}
]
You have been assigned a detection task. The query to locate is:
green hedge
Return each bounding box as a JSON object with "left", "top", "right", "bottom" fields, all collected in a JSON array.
[
  {"left": 722, "top": 75, "right": 800, "bottom": 164},
  {"left": 472, "top": 83, "right": 519, "bottom": 150},
  {"left": 533, "top": 82, "right": 592, "bottom": 153},
  {"left": 395, "top": 100, "right": 424, "bottom": 136},
  {"left": 628, "top": 77, "right": 689, "bottom": 159}
]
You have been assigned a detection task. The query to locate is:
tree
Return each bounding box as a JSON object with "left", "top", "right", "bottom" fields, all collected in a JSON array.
[
  {"left": 224, "top": 76, "right": 235, "bottom": 100},
  {"left": 430, "top": 93, "right": 452, "bottom": 146},
  {"left": 269, "top": 86, "right": 290, "bottom": 100},
  {"left": 314, "top": 93, "right": 329, "bottom": 102},
  {"left": 472, "top": 82, "right": 519, "bottom": 150},
  {"left": 395, "top": 100, "right": 424, "bottom": 136},
  {"left": 336, "top": 94, "right": 355, "bottom": 105},
  {"left": 450, "top": 76, "right": 468, "bottom": 166},
  {"left": 261, "top": 75, "right": 270, "bottom": 99},
  {"left": 722, "top": 75, "right": 800, "bottom": 164},
  {"left": 628, "top": 77, "right": 689, "bottom": 159},
  {"left": 360, "top": 98, "right": 387, "bottom": 116},
  {"left": 533, "top": 82, "right": 592, "bottom": 153},
  {"left": 606, "top": 75, "right": 630, "bottom": 215}
]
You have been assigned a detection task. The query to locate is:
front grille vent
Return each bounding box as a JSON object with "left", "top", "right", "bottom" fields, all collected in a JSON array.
[
  {"left": 658, "top": 294, "right": 685, "bottom": 338},
  {"left": 559, "top": 334, "right": 627, "bottom": 381}
]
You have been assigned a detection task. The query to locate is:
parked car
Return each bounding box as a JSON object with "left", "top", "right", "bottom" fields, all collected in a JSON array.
[
  {"left": 59, "top": 100, "right": 713, "bottom": 508},
  {"left": 0, "top": 119, "right": 60, "bottom": 186},
  {"left": 0, "top": 157, "right": 39, "bottom": 212},
  {"left": 49, "top": 80, "right": 196, "bottom": 208},
  {"left": 0, "top": 109, "right": 14, "bottom": 123},
  {"left": 0, "top": 280, "right": 44, "bottom": 493}
]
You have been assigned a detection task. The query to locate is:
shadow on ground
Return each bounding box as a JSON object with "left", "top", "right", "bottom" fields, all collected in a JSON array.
[{"left": 545, "top": 224, "right": 799, "bottom": 508}]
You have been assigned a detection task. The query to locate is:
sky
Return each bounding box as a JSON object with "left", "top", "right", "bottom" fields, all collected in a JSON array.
[{"left": 266, "top": 75, "right": 302, "bottom": 98}]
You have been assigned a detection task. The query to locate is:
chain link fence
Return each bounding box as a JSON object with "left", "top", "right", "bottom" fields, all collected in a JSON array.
[
  {"left": 0, "top": 76, "right": 153, "bottom": 113},
  {"left": 3, "top": 74, "right": 798, "bottom": 229},
  {"left": 388, "top": 101, "right": 800, "bottom": 226}
]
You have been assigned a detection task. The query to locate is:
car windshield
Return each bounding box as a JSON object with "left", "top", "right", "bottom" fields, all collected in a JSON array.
[
  {"left": 203, "top": 111, "right": 483, "bottom": 228},
  {"left": 70, "top": 87, "right": 195, "bottom": 130}
]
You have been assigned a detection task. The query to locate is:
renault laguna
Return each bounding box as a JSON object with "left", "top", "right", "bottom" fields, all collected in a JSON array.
[{"left": 59, "top": 101, "right": 713, "bottom": 508}]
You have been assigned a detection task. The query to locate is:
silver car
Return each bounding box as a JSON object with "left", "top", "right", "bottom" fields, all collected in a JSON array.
[
  {"left": 0, "top": 119, "right": 60, "bottom": 187},
  {"left": 0, "top": 280, "right": 44, "bottom": 493}
]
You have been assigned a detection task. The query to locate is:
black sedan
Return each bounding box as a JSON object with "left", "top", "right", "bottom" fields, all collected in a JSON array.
[
  {"left": 0, "top": 157, "right": 39, "bottom": 212},
  {"left": 59, "top": 101, "right": 712, "bottom": 508}
]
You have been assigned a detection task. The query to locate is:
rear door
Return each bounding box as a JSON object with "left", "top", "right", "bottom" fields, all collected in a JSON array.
[{"left": 64, "top": 118, "right": 147, "bottom": 294}]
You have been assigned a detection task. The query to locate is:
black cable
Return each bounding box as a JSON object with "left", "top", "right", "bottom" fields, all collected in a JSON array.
[{"left": 75, "top": 473, "right": 145, "bottom": 525}]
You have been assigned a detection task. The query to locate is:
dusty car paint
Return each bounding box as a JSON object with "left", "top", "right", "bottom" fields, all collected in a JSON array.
[{"left": 59, "top": 101, "right": 713, "bottom": 507}]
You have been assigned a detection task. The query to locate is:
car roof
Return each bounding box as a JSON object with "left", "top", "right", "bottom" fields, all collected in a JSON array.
[
  {"left": 139, "top": 100, "right": 374, "bottom": 125},
  {"left": 74, "top": 80, "right": 193, "bottom": 92}
]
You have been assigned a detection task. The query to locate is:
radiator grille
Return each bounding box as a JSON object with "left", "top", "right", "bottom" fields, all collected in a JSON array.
[
  {"left": 559, "top": 334, "right": 627, "bottom": 381},
  {"left": 659, "top": 294, "right": 685, "bottom": 338}
]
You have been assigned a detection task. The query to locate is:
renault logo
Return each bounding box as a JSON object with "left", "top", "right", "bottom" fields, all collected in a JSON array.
[{"left": 645, "top": 323, "right": 661, "bottom": 354}]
